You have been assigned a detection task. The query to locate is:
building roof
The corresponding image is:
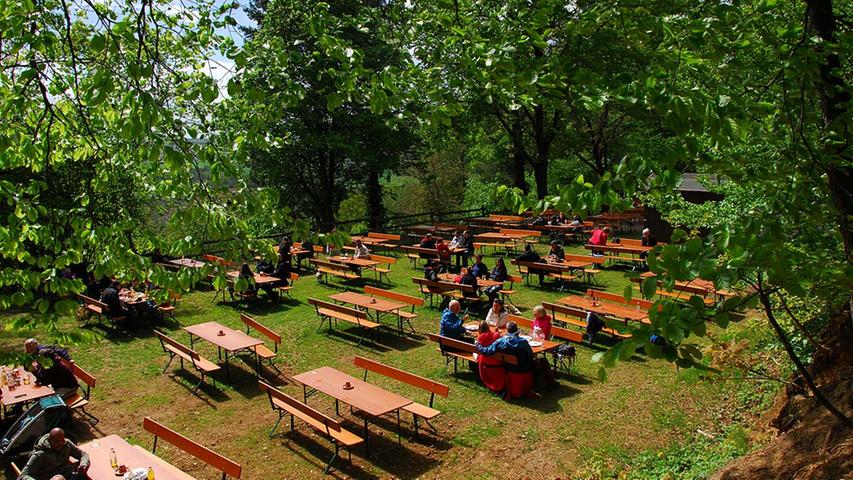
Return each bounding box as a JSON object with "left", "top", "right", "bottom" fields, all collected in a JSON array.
[{"left": 678, "top": 173, "right": 721, "bottom": 193}]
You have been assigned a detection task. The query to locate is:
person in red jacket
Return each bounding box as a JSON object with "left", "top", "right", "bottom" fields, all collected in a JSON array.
[
  {"left": 435, "top": 237, "right": 452, "bottom": 271},
  {"left": 475, "top": 321, "right": 505, "bottom": 394},
  {"left": 588, "top": 226, "right": 611, "bottom": 256}
]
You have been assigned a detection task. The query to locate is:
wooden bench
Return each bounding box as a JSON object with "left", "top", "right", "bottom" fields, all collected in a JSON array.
[
  {"left": 565, "top": 254, "right": 605, "bottom": 285},
  {"left": 400, "top": 245, "right": 439, "bottom": 267},
  {"left": 510, "top": 260, "right": 577, "bottom": 288},
  {"left": 309, "top": 258, "right": 361, "bottom": 283},
  {"left": 473, "top": 241, "right": 519, "bottom": 255},
  {"left": 508, "top": 314, "right": 583, "bottom": 371},
  {"left": 587, "top": 288, "right": 657, "bottom": 312},
  {"left": 143, "top": 417, "right": 242, "bottom": 479},
  {"left": 540, "top": 302, "right": 631, "bottom": 341},
  {"left": 411, "top": 277, "right": 480, "bottom": 308},
  {"left": 364, "top": 285, "right": 423, "bottom": 333},
  {"left": 157, "top": 291, "right": 181, "bottom": 320},
  {"left": 78, "top": 294, "right": 126, "bottom": 325},
  {"left": 366, "top": 232, "right": 401, "bottom": 250},
  {"left": 277, "top": 272, "right": 299, "bottom": 299},
  {"left": 426, "top": 333, "right": 516, "bottom": 374},
  {"left": 367, "top": 254, "right": 396, "bottom": 283},
  {"left": 498, "top": 228, "right": 541, "bottom": 243},
  {"left": 499, "top": 274, "right": 523, "bottom": 306},
  {"left": 258, "top": 381, "right": 362, "bottom": 474},
  {"left": 307, "top": 298, "right": 380, "bottom": 347},
  {"left": 240, "top": 314, "right": 281, "bottom": 374},
  {"left": 66, "top": 362, "right": 99, "bottom": 425},
  {"left": 201, "top": 254, "right": 239, "bottom": 268},
  {"left": 353, "top": 356, "right": 449, "bottom": 437},
  {"left": 154, "top": 330, "right": 221, "bottom": 393}
]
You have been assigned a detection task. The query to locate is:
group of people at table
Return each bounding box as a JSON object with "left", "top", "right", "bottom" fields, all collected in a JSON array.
[
  {"left": 439, "top": 299, "right": 558, "bottom": 399},
  {"left": 1, "top": 339, "right": 88, "bottom": 480}
]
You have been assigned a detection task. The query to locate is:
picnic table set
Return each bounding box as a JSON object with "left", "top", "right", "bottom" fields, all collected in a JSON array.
[
  {"left": 0, "top": 365, "right": 55, "bottom": 418},
  {"left": 80, "top": 435, "right": 192, "bottom": 480}
]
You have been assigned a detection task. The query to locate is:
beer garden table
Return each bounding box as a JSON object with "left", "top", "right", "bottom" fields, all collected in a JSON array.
[
  {"left": 79, "top": 435, "right": 195, "bottom": 480},
  {"left": 328, "top": 291, "right": 409, "bottom": 333},
  {"left": 557, "top": 295, "right": 650, "bottom": 324},
  {"left": 0, "top": 367, "right": 55, "bottom": 418},
  {"left": 183, "top": 321, "right": 263, "bottom": 381}
]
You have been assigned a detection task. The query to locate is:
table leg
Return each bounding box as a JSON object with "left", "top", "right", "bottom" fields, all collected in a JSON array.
[
  {"left": 396, "top": 410, "right": 402, "bottom": 444},
  {"left": 364, "top": 417, "right": 370, "bottom": 457},
  {"left": 224, "top": 350, "right": 230, "bottom": 381}
]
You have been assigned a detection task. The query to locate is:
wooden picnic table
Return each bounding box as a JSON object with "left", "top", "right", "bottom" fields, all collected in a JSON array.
[
  {"left": 167, "top": 258, "right": 206, "bottom": 269},
  {"left": 584, "top": 243, "right": 653, "bottom": 256},
  {"left": 438, "top": 273, "right": 503, "bottom": 289},
  {"left": 226, "top": 271, "right": 281, "bottom": 285},
  {"left": 0, "top": 367, "right": 55, "bottom": 418},
  {"left": 463, "top": 323, "right": 560, "bottom": 356},
  {"left": 184, "top": 321, "right": 263, "bottom": 381},
  {"left": 119, "top": 289, "right": 149, "bottom": 306},
  {"left": 558, "top": 295, "right": 649, "bottom": 323},
  {"left": 350, "top": 236, "right": 387, "bottom": 246},
  {"left": 470, "top": 216, "right": 525, "bottom": 227},
  {"left": 405, "top": 224, "right": 458, "bottom": 235},
  {"left": 329, "top": 291, "right": 408, "bottom": 332},
  {"left": 328, "top": 255, "right": 380, "bottom": 268},
  {"left": 475, "top": 232, "right": 529, "bottom": 241},
  {"left": 79, "top": 435, "right": 194, "bottom": 480},
  {"left": 293, "top": 366, "right": 412, "bottom": 457}
]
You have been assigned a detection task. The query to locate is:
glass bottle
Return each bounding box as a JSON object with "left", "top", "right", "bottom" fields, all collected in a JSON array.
[
  {"left": 147, "top": 466, "right": 155, "bottom": 480},
  {"left": 110, "top": 448, "right": 118, "bottom": 469}
]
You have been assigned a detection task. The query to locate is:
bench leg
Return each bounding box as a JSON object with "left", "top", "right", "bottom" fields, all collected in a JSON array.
[
  {"left": 76, "top": 406, "right": 100, "bottom": 426},
  {"left": 423, "top": 418, "right": 438, "bottom": 433},
  {"left": 269, "top": 410, "right": 285, "bottom": 438},
  {"left": 162, "top": 354, "right": 176, "bottom": 374},
  {"left": 324, "top": 443, "right": 340, "bottom": 475}
]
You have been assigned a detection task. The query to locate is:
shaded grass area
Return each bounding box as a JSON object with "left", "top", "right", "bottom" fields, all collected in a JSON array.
[{"left": 0, "top": 241, "right": 772, "bottom": 479}]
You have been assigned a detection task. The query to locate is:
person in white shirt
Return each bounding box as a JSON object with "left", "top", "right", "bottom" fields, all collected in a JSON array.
[
  {"left": 449, "top": 231, "right": 463, "bottom": 249},
  {"left": 485, "top": 298, "right": 509, "bottom": 329},
  {"left": 353, "top": 239, "right": 370, "bottom": 258}
]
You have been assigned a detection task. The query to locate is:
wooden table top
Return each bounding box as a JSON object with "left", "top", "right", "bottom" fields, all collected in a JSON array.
[
  {"left": 0, "top": 368, "right": 55, "bottom": 407},
  {"left": 119, "top": 289, "right": 149, "bottom": 306},
  {"left": 293, "top": 366, "right": 412, "bottom": 417},
  {"left": 584, "top": 244, "right": 653, "bottom": 255},
  {"left": 405, "top": 224, "right": 459, "bottom": 233},
  {"left": 543, "top": 258, "right": 593, "bottom": 269},
  {"left": 328, "top": 256, "right": 380, "bottom": 268},
  {"left": 465, "top": 324, "right": 560, "bottom": 355},
  {"left": 80, "top": 435, "right": 194, "bottom": 480},
  {"left": 536, "top": 224, "right": 589, "bottom": 231},
  {"left": 438, "top": 274, "right": 503, "bottom": 289},
  {"left": 329, "top": 292, "right": 407, "bottom": 313},
  {"left": 227, "top": 271, "right": 281, "bottom": 285},
  {"left": 558, "top": 295, "right": 649, "bottom": 323},
  {"left": 474, "top": 232, "right": 528, "bottom": 241},
  {"left": 167, "top": 258, "right": 206, "bottom": 269},
  {"left": 184, "top": 321, "right": 263, "bottom": 352}
]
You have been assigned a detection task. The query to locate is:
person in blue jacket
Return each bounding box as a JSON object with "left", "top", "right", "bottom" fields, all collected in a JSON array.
[
  {"left": 439, "top": 300, "right": 471, "bottom": 342},
  {"left": 476, "top": 322, "right": 534, "bottom": 373}
]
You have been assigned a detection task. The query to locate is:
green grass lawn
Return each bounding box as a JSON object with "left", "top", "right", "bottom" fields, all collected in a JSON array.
[{"left": 0, "top": 241, "right": 760, "bottom": 479}]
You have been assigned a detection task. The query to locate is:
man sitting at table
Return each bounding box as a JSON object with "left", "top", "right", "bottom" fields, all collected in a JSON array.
[
  {"left": 17, "top": 428, "right": 89, "bottom": 480},
  {"left": 25, "top": 339, "right": 73, "bottom": 363},
  {"left": 419, "top": 233, "right": 436, "bottom": 249},
  {"left": 640, "top": 228, "right": 657, "bottom": 260},
  {"left": 515, "top": 245, "right": 545, "bottom": 284},
  {"left": 470, "top": 254, "right": 489, "bottom": 279},
  {"left": 30, "top": 353, "right": 79, "bottom": 402},
  {"left": 546, "top": 241, "right": 565, "bottom": 262},
  {"left": 476, "top": 322, "right": 535, "bottom": 399},
  {"left": 99, "top": 281, "right": 128, "bottom": 319},
  {"left": 435, "top": 238, "right": 451, "bottom": 271},
  {"left": 458, "top": 267, "right": 479, "bottom": 299},
  {"left": 588, "top": 226, "right": 611, "bottom": 256},
  {"left": 296, "top": 237, "right": 315, "bottom": 271},
  {"left": 439, "top": 300, "right": 471, "bottom": 342}
]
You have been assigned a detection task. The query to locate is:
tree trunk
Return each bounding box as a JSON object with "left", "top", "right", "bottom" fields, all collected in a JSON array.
[
  {"left": 510, "top": 119, "right": 529, "bottom": 194},
  {"left": 532, "top": 161, "right": 548, "bottom": 199},
  {"left": 365, "top": 168, "right": 384, "bottom": 229},
  {"left": 807, "top": 0, "right": 853, "bottom": 260}
]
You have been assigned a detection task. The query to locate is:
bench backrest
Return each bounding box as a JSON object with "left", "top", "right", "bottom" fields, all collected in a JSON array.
[
  {"left": 258, "top": 381, "right": 342, "bottom": 434},
  {"left": 367, "top": 232, "right": 401, "bottom": 241},
  {"left": 201, "top": 254, "right": 236, "bottom": 267},
  {"left": 367, "top": 254, "right": 396, "bottom": 265},
  {"left": 309, "top": 258, "right": 350, "bottom": 271},
  {"left": 488, "top": 214, "right": 524, "bottom": 221},
  {"left": 153, "top": 330, "right": 201, "bottom": 362},
  {"left": 510, "top": 260, "right": 566, "bottom": 273},
  {"left": 426, "top": 334, "right": 517, "bottom": 365},
  {"left": 78, "top": 294, "right": 108, "bottom": 310},
  {"left": 307, "top": 298, "right": 367, "bottom": 319},
  {"left": 507, "top": 314, "right": 583, "bottom": 343},
  {"left": 354, "top": 356, "right": 449, "bottom": 397},
  {"left": 507, "top": 274, "right": 523, "bottom": 284},
  {"left": 143, "top": 417, "right": 242, "bottom": 479},
  {"left": 498, "top": 228, "right": 541, "bottom": 237},
  {"left": 541, "top": 302, "right": 586, "bottom": 320},
  {"left": 240, "top": 314, "right": 281, "bottom": 345},
  {"left": 564, "top": 254, "right": 605, "bottom": 265},
  {"left": 364, "top": 286, "right": 424, "bottom": 307},
  {"left": 70, "top": 362, "right": 96, "bottom": 389},
  {"left": 400, "top": 245, "right": 438, "bottom": 256},
  {"left": 587, "top": 289, "right": 654, "bottom": 309}
]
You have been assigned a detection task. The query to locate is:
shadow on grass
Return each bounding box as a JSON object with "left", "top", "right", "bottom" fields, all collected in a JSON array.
[
  {"left": 438, "top": 369, "right": 579, "bottom": 414},
  {"left": 167, "top": 370, "right": 228, "bottom": 406}
]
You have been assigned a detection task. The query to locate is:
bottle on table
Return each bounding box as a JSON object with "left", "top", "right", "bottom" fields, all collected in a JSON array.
[
  {"left": 109, "top": 448, "right": 118, "bottom": 469},
  {"left": 148, "top": 466, "right": 155, "bottom": 480}
]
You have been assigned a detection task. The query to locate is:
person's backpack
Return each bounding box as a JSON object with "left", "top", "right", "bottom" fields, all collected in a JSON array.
[{"left": 585, "top": 312, "right": 604, "bottom": 335}]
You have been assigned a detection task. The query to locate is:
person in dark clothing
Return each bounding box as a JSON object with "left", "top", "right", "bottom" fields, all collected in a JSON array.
[
  {"left": 257, "top": 259, "right": 275, "bottom": 274},
  {"left": 31, "top": 354, "right": 79, "bottom": 401},
  {"left": 419, "top": 233, "right": 436, "bottom": 249},
  {"left": 296, "top": 239, "right": 315, "bottom": 271},
  {"left": 547, "top": 241, "right": 565, "bottom": 262},
  {"left": 99, "top": 281, "right": 127, "bottom": 318},
  {"left": 516, "top": 245, "right": 545, "bottom": 283},
  {"left": 424, "top": 259, "right": 441, "bottom": 281},
  {"left": 460, "top": 230, "right": 475, "bottom": 267},
  {"left": 17, "top": 428, "right": 90, "bottom": 480},
  {"left": 640, "top": 228, "right": 657, "bottom": 260},
  {"left": 439, "top": 300, "right": 471, "bottom": 342},
  {"left": 470, "top": 255, "right": 489, "bottom": 279},
  {"left": 459, "top": 268, "right": 479, "bottom": 299},
  {"left": 585, "top": 311, "right": 605, "bottom": 343},
  {"left": 25, "top": 339, "right": 72, "bottom": 363},
  {"left": 490, "top": 257, "right": 508, "bottom": 281}
]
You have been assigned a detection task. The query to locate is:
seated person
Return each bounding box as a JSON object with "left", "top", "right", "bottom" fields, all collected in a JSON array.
[
  {"left": 424, "top": 259, "right": 441, "bottom": 281},
  {"left": 231, "top": 263, "right": 257, "bottom": 297},
  {"left": 435, "top": 238, "right": 451, "bottom": 268},
  {"left": 25, "top": 339, "right": 72, "bottom": 363},
  {"left": 470, "top": 255, "right": 489, "bottom": 279},
  {"left": 555, "top": 212, "right": 568, "bottom": 224},
  {"left": 476, "top": 322, "right": 535, "bottom": 399},
  {"left": 17, "top": 428, "right": 89, "bottom": 480},
  {"left": 256, "top": 258, "right": 275, "bottom": 275},
  {"left": 532, "top": 305, "right": 552, "bottom": 340},
  {"left": 515, "top": 245, "right": 545, "bottom": 283},
  {"left": 460, "top": 231, "right": 475, "bottom": 266},
  {"left": 640, "top": 228, "right": 657, "bottom": 259},
  {"left": 546, "top": 241, "right": 565, "bottom": 262},
  {"left": 459, "top": 267, "right": 479, "bottom": 299},
  {"left": 353, "top": 239, "right": 370, "bottom": 258},
  {"left": 296, "top": 238, "right": 315, "bottom": 270},
  {"left": 588, "top": 226, "right": 611, "bottom": 256},
  {"left": 475, "top": 321, "right": 505, "bottom": 394},
  {"left": 99, "top": 281, "right": 128, "bottom": 318},
  {"left": 570, "top": 215, "right": 582, "bottom": 226},
  {"left": 419, "top": 233, "right": 437, "bottom": 249},
  {"left": 485, "top": 298, "right": 509, "bottom": 329},
  {"left": 490, "top": 257, "right": 508, "bottom": 282},
  {"left": 271, "top": 252, "right": 291, "bottom": 286},
  {"left": 30, "top": 353, "right": 79, "bottom": 401},
  {"left": 448, "top": 231, "right": 463, "bottom": 249},
  {"left": 439, "top": 300, "right": 471, "bottom": 342},
  {"left": 531, "top": 215, "right": 546, "bottom": 226}
]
